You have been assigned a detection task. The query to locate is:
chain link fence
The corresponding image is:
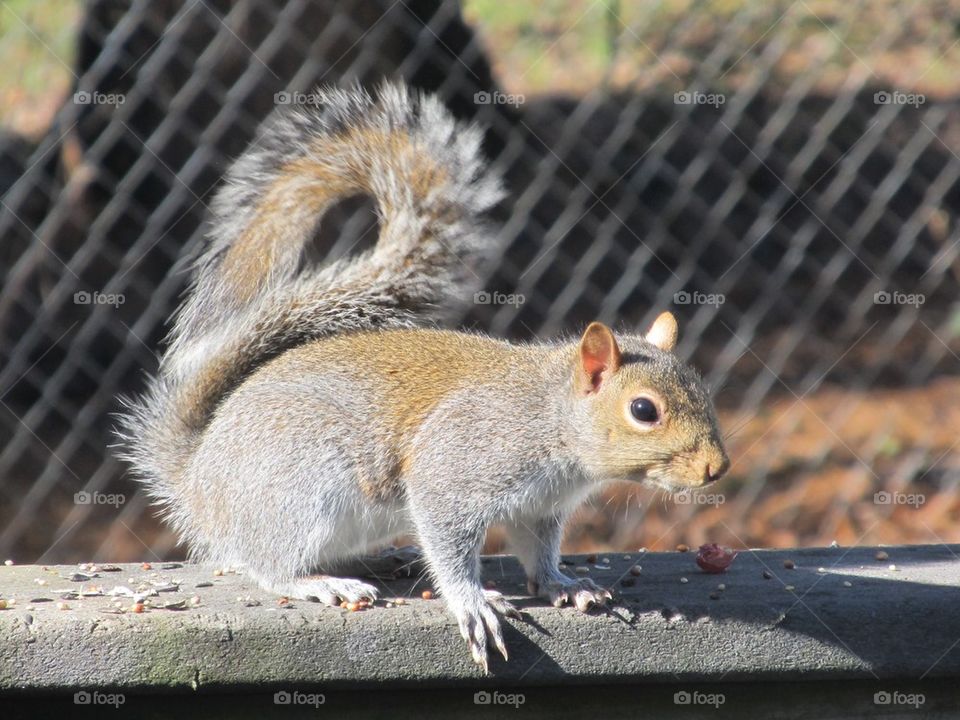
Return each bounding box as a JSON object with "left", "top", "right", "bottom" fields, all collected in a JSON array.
[{"left": 1, "top": 0, "right": 959, "bottom": 563}]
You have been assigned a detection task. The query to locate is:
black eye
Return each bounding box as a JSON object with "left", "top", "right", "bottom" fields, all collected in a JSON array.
[{"left": 630, "top": 397, "right": 660, "bottom": 424}]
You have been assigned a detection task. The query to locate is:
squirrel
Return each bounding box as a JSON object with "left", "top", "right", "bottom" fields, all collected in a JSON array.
[{"left": 117, "top": 82, "right": 729, "bottom": 672}]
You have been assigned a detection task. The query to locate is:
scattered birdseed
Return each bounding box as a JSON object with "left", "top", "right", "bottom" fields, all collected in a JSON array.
[
  {"left": 57, "top": 602, "right": 70, "bottom": 610},
  {"left": 190, "top": 596, "right": 201, "bottom": 606},
  {"left": 575, "top": 566, "right": 590, "bottom": 575},
  {"left": 421, "top": 590, "right": 433, "bottom": 600},
  {"left": 0, "top": 600, "right": 6, "bottom": 610},
  {"left": 622, "top": 555, "right": 631, "bottom": 561},
  {"left": 717, "top": 584, "right": 726, "bottom": 591},
  {"left": 586, "top": 554, "right": 597, "bottom": 564},
  {"left": 141, "top": 563, "right": 152, "bottom": 571},
  {"left": 709, "top": 592, "right": 720, "bottom": 600},
  {"left": 843, "top": 581, "right": 852, "bottom": 587},
  {"left": 680, "top": 577, "right": 688, "bottom": 584},
  {"left": 785, "top": 585, "right": 795, "bottom": 591},
  {"left": 629, "top": 565, "right": 642, "bottom": 576},
  {"left": 817, "top": 567, "right": 826, "bottom": 573},
  {"left": 3, "top": 560, "right": 12, "bottom": 566},
  {"left": 676, "top": 544, "right": 690, "bottom": 553},
  {"left": 888, "top": 564, "right": 898, "bottom": 571},
  {"left": 601, "top": 557, "right": 610, "bottom": 564},
  {"left": 394, "top": 598, "right": 406, "bottom": 605},
  {"left": 762, "top": 570, "right": 773, "bottom": 580},
  {"left": 875, "top": 551, "right": 889, "bottom": 561},
  {"left": 783, "top": 559, "right": 795, "bottom": 569}
]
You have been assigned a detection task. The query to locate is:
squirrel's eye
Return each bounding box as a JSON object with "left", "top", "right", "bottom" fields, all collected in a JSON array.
[{"left": 630, "top": 397, "right": 660, "bottom": 424}]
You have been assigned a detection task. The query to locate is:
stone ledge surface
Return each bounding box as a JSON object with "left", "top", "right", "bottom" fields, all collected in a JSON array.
[{"left": 1, "top": 545, "right": 958, "bottom": 691}]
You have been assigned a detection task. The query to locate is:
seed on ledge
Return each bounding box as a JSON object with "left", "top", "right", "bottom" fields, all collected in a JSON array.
[
  {"left": 586, "top": 554, "right": 597, "bottom": 564},
  {"left": 421, "top": 590, "right": 434, "bottom": 600},
  {"left": 709, "top": 592, "right": 720, "bottom": 600},
  {"left": 875, "top": 550, "right": 889, "bottom": 561},
  {"left": 762, "top": 570, "right": 773, "bottom": 580},
  {"left": 783, "top": 559, "right": 795, "bottom": 569},
  {"left": 680, "top": 577, "right": 688, "bottom": 584},
  {"left": 676, "top": 544, "right": 690, "bottom": 553},
  {"left": 629, "top": 565, "right": 642, "bottom": 576}
]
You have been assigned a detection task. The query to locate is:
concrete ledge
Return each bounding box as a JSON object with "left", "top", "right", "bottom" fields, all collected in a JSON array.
[{"left": 1, "top": 545, "right": 958, "bottom": 692}]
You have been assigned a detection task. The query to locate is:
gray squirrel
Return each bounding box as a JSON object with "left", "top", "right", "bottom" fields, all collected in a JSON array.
[{"left": 117, "top": 82, "right": 729, "bottom": 671}]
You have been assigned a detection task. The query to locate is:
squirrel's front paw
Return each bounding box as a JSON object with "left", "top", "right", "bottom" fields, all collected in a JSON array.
[
  {"left": 452, "top": 592, "right": 519, "bottom": 672},
  {"left": 530, "top": 576, "right": 612, "bottom": 612}
]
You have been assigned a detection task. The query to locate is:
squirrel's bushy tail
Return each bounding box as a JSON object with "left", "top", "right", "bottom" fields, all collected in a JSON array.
[{"left": 116, "top": 82, "right": 503, "bottom": 513}]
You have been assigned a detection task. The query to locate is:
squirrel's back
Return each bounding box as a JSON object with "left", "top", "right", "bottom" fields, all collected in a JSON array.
[{"left": 115, "top": 83, "right": 503, "bottom": 522}]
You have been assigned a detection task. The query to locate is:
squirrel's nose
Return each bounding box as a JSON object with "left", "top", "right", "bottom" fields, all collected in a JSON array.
[{"left": 704, "top": 453, "right": 730, "bottom": 484}]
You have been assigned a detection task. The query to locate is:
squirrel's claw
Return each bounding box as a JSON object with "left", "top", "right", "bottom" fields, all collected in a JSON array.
[
  {"left": 483, "top": 588, "right": 523, "bottom": 620},
  {"left": 456, "top": 593, "right": 516, "bottom": 672},
  {"left": 536, "top": 576, "right": 611, "bottom": 613}
]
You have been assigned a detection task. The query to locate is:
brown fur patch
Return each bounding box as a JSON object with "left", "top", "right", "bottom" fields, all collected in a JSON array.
[
  {"left": 220, "top": 128, "right": 448, "bottom": 304},
  {"left": 262, "top": 329, "right": 534, "bottom": 500}
]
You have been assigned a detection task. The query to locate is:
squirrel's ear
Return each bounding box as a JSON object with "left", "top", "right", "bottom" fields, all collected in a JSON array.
[
  {"left": 578, "top": 322, "right": 622, "bottom": 393},
  {"left": 645, "top": 311, "right": 678, "bottom": 352}
]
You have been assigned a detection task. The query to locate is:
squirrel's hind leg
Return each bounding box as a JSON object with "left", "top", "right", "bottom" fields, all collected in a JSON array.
[{"left": 266, "top": 575, "right": 380, "bottom": 606}]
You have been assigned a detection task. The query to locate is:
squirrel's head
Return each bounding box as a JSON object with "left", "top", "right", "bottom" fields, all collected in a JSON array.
[{"left": 567, "top": 313, "right": 728, "bottom": 491}]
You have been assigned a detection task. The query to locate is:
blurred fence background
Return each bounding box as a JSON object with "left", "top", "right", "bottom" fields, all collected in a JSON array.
[{"left": 1, "top": 0, "right": 960, "bottom": 564}]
